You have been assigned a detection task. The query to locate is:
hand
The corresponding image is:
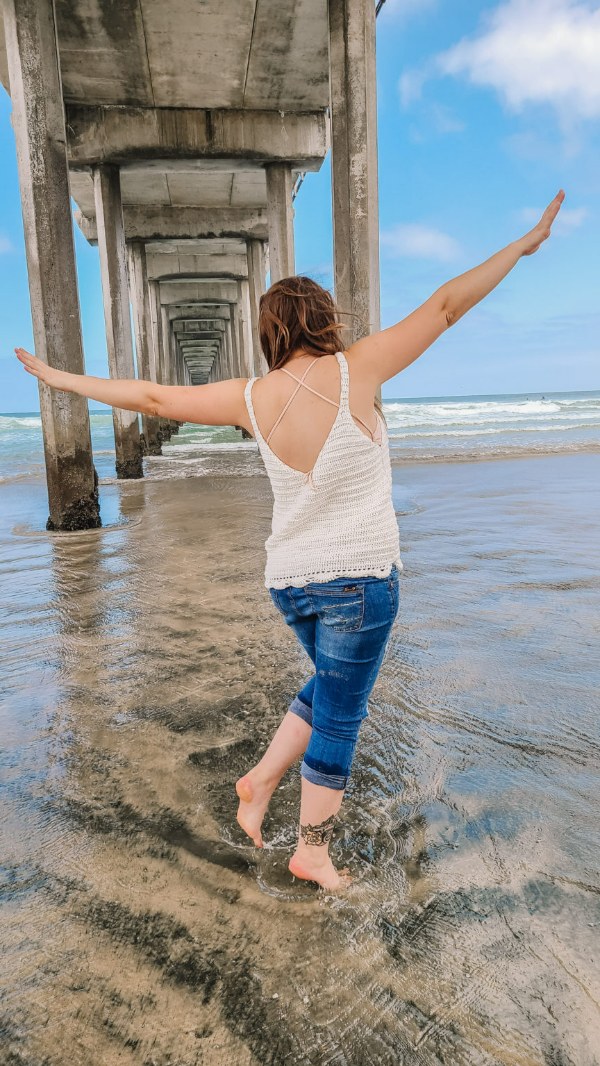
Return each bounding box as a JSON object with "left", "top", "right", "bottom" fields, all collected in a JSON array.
[
  {"left": 518, "top": 189, "right": 565, "bottom": 256},
  {"left": 15, "top": 347, "right": 71, "bottom": 390}
]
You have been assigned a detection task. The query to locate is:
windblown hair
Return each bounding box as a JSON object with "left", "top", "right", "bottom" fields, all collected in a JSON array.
[
  {"left": 258, "top": 275, "right": 346, "bottom": 371},
  {"left": 258, "top": 275, "right": 385, "bottom": 421}
]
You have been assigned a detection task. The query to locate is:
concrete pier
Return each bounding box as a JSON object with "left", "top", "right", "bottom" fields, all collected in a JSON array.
[
  {"left": 128, "top": 241, "right": 163, "bottom": 455},
  {"left": 0, "top": 0, "right": 384, "bottom": 519},
  {"left": 2, "top": 0, "right": 100, "bottom": 530},
  {"left": 93, "top": 164, "right": 145, "bottom": 478},
  {"left": 247, "top": 239, "right": 268, "bottom": 375},
  {"left": 148, "top": 280, "right": 175, "bottom": 439},
  {"left": 329, "top": 0, "right": 381, "bottom": 342},
  {"left": 265, "top": 164, "right": 296, "bottom": 282}
]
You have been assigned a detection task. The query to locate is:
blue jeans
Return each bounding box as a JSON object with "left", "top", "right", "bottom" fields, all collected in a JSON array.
[{"left": 268, "top": 564, "right": 400, "bottom": 791}]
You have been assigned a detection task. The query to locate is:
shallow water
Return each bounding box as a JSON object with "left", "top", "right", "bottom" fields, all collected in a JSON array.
[{"left": 1, "top": 451, "right": 600, "bottom": 1064}]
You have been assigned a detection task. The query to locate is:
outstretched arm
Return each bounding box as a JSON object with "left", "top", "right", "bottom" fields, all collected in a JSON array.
[
  {"left": 13, "top": 352, "right": 250, "bottom": 429},
  {"left": 349, "top": 190, "right": 565, "bottom": 386}
]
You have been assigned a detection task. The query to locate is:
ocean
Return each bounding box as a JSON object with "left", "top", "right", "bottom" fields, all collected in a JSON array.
[
  {"left": 1, "top": 389, "right": 600, "bottom": 1064},
  {"left": 2, "top": 389, "right": 600, "bottom": 487}
]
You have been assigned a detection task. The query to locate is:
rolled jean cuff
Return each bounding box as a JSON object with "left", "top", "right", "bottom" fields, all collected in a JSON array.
[
  {"left": 300, "top": 758, "right": 346, "bottom": 791},
  {"left": 289, "top": 695, "right": 313, "bottom": 726}
]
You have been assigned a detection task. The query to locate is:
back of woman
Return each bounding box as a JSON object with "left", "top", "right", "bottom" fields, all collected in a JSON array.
[{"left": 244, "top": 346, "right": 402, "bottom": 589}]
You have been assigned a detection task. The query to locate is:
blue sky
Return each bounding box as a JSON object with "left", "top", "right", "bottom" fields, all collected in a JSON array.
[{"left": 1, "top": 0, "right": 599, "bottom": 410}]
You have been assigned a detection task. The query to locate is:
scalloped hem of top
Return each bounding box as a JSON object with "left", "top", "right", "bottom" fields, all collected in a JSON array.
[{"left": 265, "top": 558, "right": 403, "bottom": 590}]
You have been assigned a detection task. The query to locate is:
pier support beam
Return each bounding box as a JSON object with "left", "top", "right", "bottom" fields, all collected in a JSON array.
[
  {"left": 247, "top": 239, "right": 268, "bottom": 375},
  {"left": 148, "top": 279, "right": 174, "bottom": 439},
  {"left": 265, "top": 163, "right": 295, "bottom": 281},
  {"left": 3, "top": 0, "right": 100, "bottom": 530},
  {"left": 328, "top": 0, "right": 381, "bottom": 343},
  {"left": 236, "top": 280, "right": 254, "bottom": 377},
  {"left": 128, "top": 241, "right": 163, "bottom": 455},
  {"left": 93, "top": 165, "right": 144, "bottom": 478}
]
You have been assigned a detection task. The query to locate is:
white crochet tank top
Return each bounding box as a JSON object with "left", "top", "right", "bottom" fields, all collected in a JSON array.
[{"left": 244, "top": 350, "right": 403, "bottom": 589}]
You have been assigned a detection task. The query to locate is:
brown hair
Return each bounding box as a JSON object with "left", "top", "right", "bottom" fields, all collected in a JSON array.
[{"left": 258, "top": 275, "right": 385, "bottom": 421}]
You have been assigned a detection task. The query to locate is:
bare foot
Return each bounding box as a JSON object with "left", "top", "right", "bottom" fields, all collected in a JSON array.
[
  {"left": 288, "top": 850, "right": 352, "bottom": 892},
  {"left": 235, "top": 769, "right": 278, "bottom": 847}
]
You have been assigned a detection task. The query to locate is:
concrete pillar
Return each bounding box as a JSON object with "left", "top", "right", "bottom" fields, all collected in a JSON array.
[
  {"left": 235, "top": 279, "right": 255, "bottom": 377},
  {"left": 265, "top": 162, "right": 295, "bottom": 281},
  {"left": 174, "top": 340, "right": 184, "bottom": 386},
  {"left": 247, "top": 239, "right": 268, "bottom": 375},
  {"left": 148, "top": 280, "right": 173, "bottom": 439},
  {"left": 159, "top": 305, "right": 178, "bottom": 433},
  {"left": 148, "top": 281, "right": 164, "bottom": 385},
  {"left": 93, "top": 165, "right": 144, "bottom": 478},
  {"left": 127, "top": 240, "right": 163, "bottom": 455},
  {"left": 182, "top": 347, "right": 191, "bottom": 385},
  {"left": 3, "top": 0, "right": 100, "bottom": 530},
  {"left": 160, "top": 306, "right": 173, "bottom": 384},
  {"left": 169, "top": 331, "right": 180, "bottom": 386},
  {"left": 328, "top": 0, "right": 381, "bottom": 346},
  {"left": 227, "top": 305, "right": 239, "bottom": 379}
]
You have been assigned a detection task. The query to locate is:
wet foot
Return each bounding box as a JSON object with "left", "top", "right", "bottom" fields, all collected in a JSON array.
[
  {"left": 235, "top": 770, "right": 278, "bottom": 847},
  {"left": 288, "top": 850, "right": 352, "bottom": 892}
]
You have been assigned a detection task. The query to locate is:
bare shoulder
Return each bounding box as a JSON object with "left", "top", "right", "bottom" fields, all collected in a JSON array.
[
  {"left": 343, "top": 291, "right": 448, "bottom": 386},
  {"left": 343, "top": 341, "right": 380, "bottom": 386}
]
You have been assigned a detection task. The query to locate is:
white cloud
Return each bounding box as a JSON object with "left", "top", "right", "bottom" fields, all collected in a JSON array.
[
  {"left": 429, "top": 103, "right": 466, "bottom": 134},
  {"left": 381, "top": 223, "right": 463, "bottom": 261},
  {"left": 399, "top": 68, "right": 428, "bottom": 108},
  {"left": 398, "top": 0, "right": 600, "bottom": 133},
  {"left": 0, "top": 236, "right": 13, "bottom": 254},
  {"left": 517, "top": 205, "right": 589, "bottom": 232},
  {"left": 437, "top": 0, "right": 600, "bottom": 120}
]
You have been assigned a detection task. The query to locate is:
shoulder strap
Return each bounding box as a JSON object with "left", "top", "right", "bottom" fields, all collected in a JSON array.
[
  {"left": 243, "top": 377, "right": 261, "bottom": 440},
  {"left": 335, "top": 350, "right": 350, "bottom": 409}
]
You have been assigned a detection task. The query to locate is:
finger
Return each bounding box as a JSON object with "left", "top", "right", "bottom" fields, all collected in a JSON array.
[
  {"left": 545, "top": 189, "right": 565, "bottom": 223},
  {"left": 15, "top": 348, "right": 35, "bottom": 364},
  {"left": 16, "top": 350, "right": 40, "bottom": 370}
]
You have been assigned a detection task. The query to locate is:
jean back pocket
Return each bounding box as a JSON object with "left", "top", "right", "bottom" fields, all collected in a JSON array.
[{"left": 308, "top": 585, "right": 365, "bottom": 632}]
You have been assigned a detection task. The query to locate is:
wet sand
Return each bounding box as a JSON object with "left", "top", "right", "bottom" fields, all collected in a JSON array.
[{"left": 1, "top": 452, "right": 600, "bottom": 1065}]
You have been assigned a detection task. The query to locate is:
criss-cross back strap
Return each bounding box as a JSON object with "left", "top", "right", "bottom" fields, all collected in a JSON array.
[
  {"left": 265, "top": 358, "right": 320, "bottom": 444},
  {"left": 279, "top": 365, "right": 382, "bottom": 442},
  {"left": 266, "top": 354, "right": 382, "bottom": 445}
]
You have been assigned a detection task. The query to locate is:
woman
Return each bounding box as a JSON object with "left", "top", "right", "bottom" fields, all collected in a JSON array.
[{"left": 16, "top": 189, "right": 564, "bottom": 891}]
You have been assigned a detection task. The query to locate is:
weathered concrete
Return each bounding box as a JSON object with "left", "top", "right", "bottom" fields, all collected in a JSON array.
[
  {"left": 128, "top": 241, "right": 163, "bottom": 455},
  {"left": 0, "top": 0, "right": 331, "bottom": 110},
  {"left": 172, "top": 319, "right": 227, "bottom": 335},
  {"left": 159, "top": 280, "right": 239, "bottom": 306},
  {"left": 148, "top": 279, "right": 175, "bottom": 438},
  {"left": 247, "top": 239, "right": 268, "bottom": 374},
  {"left": 93, "top": 164, "right": 145, "bottom": 478},
  {"left": 76, "top": 207, "right": 268, "bottom": 244},
  {"left": 265, "top": 163, "right": 295, "bottom": 281},
  {"left": 148, "top": 281, "right": 165, "bottom": 384},
  {"left": 235, "top": 280, "right": 254, "bottom": 377},
  {"left": 2, "top": 0, "right": 100, "bottom": 530},
  {"left": 167, "top": 303, "right": 232, "bottom": 322},
  {"left": 329, "top": 0, "right": 381, "bottom": 343},
  {"left": 66, "top": 106, "right": 328, "bottom": 169},
  {"left": 160, "top": 305, "right": 175, "bottom": 388},
  {"left": 146, "top": 251, "right": 249, "bottom": 283}
]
